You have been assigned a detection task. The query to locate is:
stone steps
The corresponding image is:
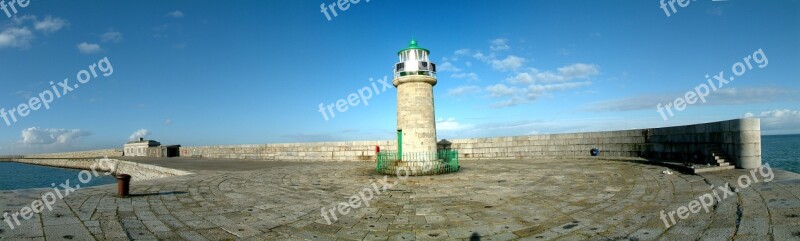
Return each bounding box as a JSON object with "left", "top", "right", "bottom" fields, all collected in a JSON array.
[
  {"left": 693, "top": 164, "right": 736, "bottom": 173},
  {"left": 698, "top": 145, "right": 735, "bottom": 173}
]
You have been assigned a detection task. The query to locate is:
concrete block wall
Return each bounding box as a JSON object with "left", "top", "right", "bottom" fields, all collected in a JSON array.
[
  {"left": 178, "top": 119, "right": 761, "bottom": 168},
  {"left": 447, "top": 119, "right": 761, "bottom": 168},
  {"left": 448, "top": 130, "right": 648, "bottom": 160},
  {"left": 646, "top": 118, "right": 761, "bottom": 168},
  {"left": 23, "top": 149, "right": 123, "bottom": 159},
  {"left": 179, "top": 141, "right": 399, "bottom": 162},
  {"left": 12, "top": 158, "right": 192, "bottom": 181},
  {"left": 20, "top": 119, "right": 761, "bottom": 169}
]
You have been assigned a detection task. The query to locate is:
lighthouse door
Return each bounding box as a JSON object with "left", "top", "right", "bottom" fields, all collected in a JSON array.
[{"left": 397, "top": 129, "right": 403, "bottom": 159}]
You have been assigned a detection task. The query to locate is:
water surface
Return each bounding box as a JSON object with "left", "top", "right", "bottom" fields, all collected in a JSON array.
[
  {"left": 0, "top": 162, "right": 116, "bottom": 190},
  {"left": 763, "top": 134, "right": 800, "bottom": 174}
]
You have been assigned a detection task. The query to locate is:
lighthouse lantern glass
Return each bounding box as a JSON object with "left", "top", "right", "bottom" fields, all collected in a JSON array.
[{"left": 394, "top": 41, "right": 436, "bottom": 78}]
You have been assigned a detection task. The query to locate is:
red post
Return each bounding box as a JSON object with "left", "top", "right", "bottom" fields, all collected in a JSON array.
[{"left": 116, "top": 174, "right": 131, "bottom": 198}]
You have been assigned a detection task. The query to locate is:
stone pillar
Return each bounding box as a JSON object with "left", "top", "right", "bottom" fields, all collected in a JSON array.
[
  {"left": 394, "top": 75, "right": 438, "bottom": 156},
  {"left": 732, "top": 118, "right": 762, "bottom": 169}
]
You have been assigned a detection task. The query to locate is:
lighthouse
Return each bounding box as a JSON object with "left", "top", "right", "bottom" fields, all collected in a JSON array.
[
  {"left": 376, "top": 40, "right": 458, "bottom": 175},
  {"left": 394, "top": 39, "right": 438, "bottom": 157}
]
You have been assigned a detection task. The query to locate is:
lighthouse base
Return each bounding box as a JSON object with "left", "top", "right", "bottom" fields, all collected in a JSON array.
[{"left": 376, "top": 150, "right": 459, "bottom": 176}]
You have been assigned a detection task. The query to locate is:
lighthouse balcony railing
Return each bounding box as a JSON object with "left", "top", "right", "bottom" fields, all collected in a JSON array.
[{"left": 394, "top": 61, "right": 437, "bottom": 79}]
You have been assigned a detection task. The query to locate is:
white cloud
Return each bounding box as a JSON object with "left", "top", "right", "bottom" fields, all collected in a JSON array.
[
  {"left": 488, "top": 63, "right": 597, "bottom": 107},
  {"left": 101, "top": 31, "right": 123, "bottom": 42},
  {"left": 587, "top": 87, "right": 799, "bottom": 112},
  {"left": 510, "top": 64, "right": 600, "bottom": 84},
  {"left": 438, "top": 62, "right": 461, "bottom": 72},
  {"left": 10, "top": 15, "right": 36, "bottom": 25},
  {"left": 744, "top": 109, "right": 800, "bottom": 134},
  {"left": 526, "top": 81, "right": 592, "bottom": 100},
  {"left": 507, "top": 72, "right": 533, "bottom": 84},
  {"left": 77, "top": 42, "right": 102, "bottom": 54},
  {"left": 491, "top": 97, "right": 528, "bottom": 108},
  {"left": 558, "top": 63, "right": 600, "bottom": 80},
  {"left": 472, "top": 52, "right": 490, "bottom": 62},
  {"left": 129, "top": 129, "right": 151, "bottom": 141},
  {"left": 486, "top": 84, "right": 518, "bottom": 98},
  {"left": 447, "top": 85, "right": 481, "bottom": 97},
  {"left": 0, "top": 15, "right": 68, "bottom": 49},
  {"left": 164, "top": 118, "right": 173, "bottom": 125},
  {"left": 437, "top": 118, "right": 473, "bottom": 131},
  {"left": 586, "top": 95, "right": 671, "bottom": 112},
  {"left": 711, "top": 87, "right": 797, "bottom": 104},
  {"left": 167, "top": 10, "right": 185, "bottom": 18},
  {"left": 489, "top": 38, "right": 510, "bottom": 51},
  {"left": 486, "top": 81, "right": 592, "bottom": 108},
  {"left": 527, "top": 69, "right": 566, "bottom": 83},
  {"left": 437, "top": 39, "right": 597, "bottom": 108},
  {"left": 34, "top": 16, "right": 67, "bottom": 33},
  {"left": 0, "top": 27, "right": 33, "bottom": 49},
  {"left": 20, "top": 127, "right": 90, "bottom": 146},
  {"left": 490, "top": 55, "right": 525, "bottom": 72},
  {"left": 454, "top": 48, "right": 471, "bottom": 56},
  {"left": 451, "top": 72, "right": 479, "bottom": 81}
]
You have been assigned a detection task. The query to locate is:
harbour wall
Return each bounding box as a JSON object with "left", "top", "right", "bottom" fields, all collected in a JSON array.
[
  {"left": 177, "top": 118, "right": 762, "bottom": 168},
  {"left": 11, "top": 158, "right": 192, "bottom": 181},
  {"left": 22, "top": 149, "right": 123, "bottom": 159},
  {"left": 19, "top": 118, "right": 762, "bottom": 169}
]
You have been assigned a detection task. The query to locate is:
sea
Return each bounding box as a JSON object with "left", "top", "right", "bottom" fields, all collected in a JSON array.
[
  {"left": 0, "top": 162, "right": 116, "bottom": 191},
  {"left": 762, "top": 134, "right": 800, "bottom": 174},
  {"left": 0, "top": 135, "right": 797, "bottom": 190}
]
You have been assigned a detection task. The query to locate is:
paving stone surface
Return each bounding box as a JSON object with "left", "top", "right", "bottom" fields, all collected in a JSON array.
[{"left": 1, "top": 158, "right": 800, "bottom": 240}]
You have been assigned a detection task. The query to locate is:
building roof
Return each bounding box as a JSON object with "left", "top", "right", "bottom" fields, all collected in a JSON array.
[{"left": 124, "top": 140, "right": 161, "bottom": 147}]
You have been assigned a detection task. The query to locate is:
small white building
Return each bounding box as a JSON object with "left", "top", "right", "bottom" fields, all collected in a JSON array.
[{"left": 124, "top": 138, "right": 161, "bottom": 157}]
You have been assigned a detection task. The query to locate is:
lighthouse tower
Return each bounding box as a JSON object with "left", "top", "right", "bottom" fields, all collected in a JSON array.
[
  {"left": 377, "top": 39, "right": 458, "bottom": 175},
  {"left": 394, "top": 39, "right": 438, "bottom": 157}
]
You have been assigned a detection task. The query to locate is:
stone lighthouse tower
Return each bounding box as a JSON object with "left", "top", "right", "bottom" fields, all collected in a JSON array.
[
  {"left": 394, "top": 39, "right": 438, "bottom": 157},
  {"left": 377, "top": 39, "right": 458, "bottom": 175}
]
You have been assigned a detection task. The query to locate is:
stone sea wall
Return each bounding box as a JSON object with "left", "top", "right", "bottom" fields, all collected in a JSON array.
[
  {"left": 19, "top": 118, "right": 762, "bottom": 169},
  {"left": 23, "top": 149, "right": 122, "bottom": 159},
  {"left": 12, "top": 158, "right": 192, "bottom": 181},
  {"left": 448, "top": 118, "right": 762, "bottom": 168},
  {"left": 179, "top": 118, "right": 761, "bottom": 168},
  {"left": 178, "top": 141, "right": 396, "bottom": 162}
]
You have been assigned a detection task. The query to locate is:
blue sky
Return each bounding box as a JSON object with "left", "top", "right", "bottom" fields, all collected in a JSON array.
[{"left": 0, "top": 0, "right": 798, "bottom": 154}]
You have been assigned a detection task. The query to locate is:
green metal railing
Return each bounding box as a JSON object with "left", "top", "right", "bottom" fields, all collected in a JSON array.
[{"left": 376, "top": 149, "right": 459, "bottom": 175}]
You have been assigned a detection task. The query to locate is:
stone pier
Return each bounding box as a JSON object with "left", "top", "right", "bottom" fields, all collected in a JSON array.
[{"left": 1, "top": 157, "right": 798, "bottom": 240}]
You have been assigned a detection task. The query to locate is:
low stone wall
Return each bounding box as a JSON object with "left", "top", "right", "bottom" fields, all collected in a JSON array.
[
  {"left": 647, "top": 118, "right": 761, "bottom": 168},
  {"left": 0, "top": 155, "right": 23, "bottom": 161},
  {"left": 449, "top": 118, "right": 761, "bottom": 168},
  {"left": 178, "top": 118, "right": 761, "bottom": 169},
  {"left": 23, "top": 149, "right": 122, "bottom": 159},
  {"left": 12, "top": 158, "right": 192, "bottom": 181},
  {"left": 21, "top": 119, "right": 761, "bottom": 169},
  {"left": 179, "top": 141, "right": 398, "bottom": 162}
]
